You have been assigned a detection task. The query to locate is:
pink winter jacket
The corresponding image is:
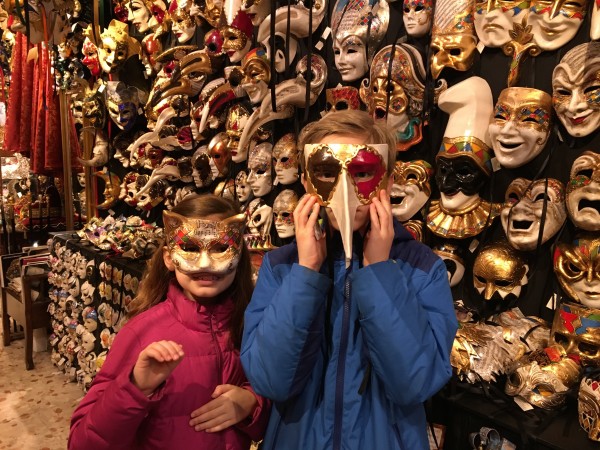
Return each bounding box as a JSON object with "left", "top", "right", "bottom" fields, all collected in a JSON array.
[{"left": 69, "top": 282, "right": 270, "bottom": 450}]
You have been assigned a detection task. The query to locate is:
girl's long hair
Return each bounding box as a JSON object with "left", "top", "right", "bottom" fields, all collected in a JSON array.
[{"left": 127, "top": 194, "right": 254, "bottom": 349}]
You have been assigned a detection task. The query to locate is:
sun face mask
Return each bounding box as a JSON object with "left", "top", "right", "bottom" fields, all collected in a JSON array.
[
  {"left": 579, "top": 375, "right": 600, "bottom": 441},
  {"left": 529, "top": 0, "right": 587, "bottom": 51},
  {"left": 566, "top": 151, "right": 600, "bottom": 231},
  {"left": 489, "top": 87, "right": 552, "bottom": 168},
  {"left": 304, "top": 143, "right": 388, "bottom": 266},
  {"left": 553, "top": 42, "right": 600, "bottom": 138},
  {"left": 391, "top": 160, "right": 432, "bottom": 222},
  {"left": 501, "top": 178, "right": 567, "bottom": 251},
  {"left": 473, "top": 241, "right": 528, "bottom": 301},
  {"left": 474, "top": 0, "right": 530, "bottom": 48},
  {"left": 163, "top": 210, "right": 246, "bottom": 275},
  {"left": 403, "top": 0, "right": 433, "bottom": 38},
  {"left": 554, "top": 236, "right": 600, "bottom": 309},
  {"left": 550, "top": 301, "right": 600, "bottom": 366}
]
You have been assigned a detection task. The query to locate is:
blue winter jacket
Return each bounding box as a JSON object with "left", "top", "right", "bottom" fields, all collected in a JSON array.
[{"left": 241, "top": 221, "right": 458, "bottom": 450}]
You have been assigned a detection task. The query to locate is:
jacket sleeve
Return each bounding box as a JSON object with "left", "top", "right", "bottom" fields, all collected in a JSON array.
[
  {"left": 68, "top": 327, "right": 165, "bottom": 450},
  {"left": 351, "top": 256, "right": 458, "bottom": 406},
  {"left": 235, "top": 382, "right": 271, "bottom": 442},
  {"left": 241, "top": 256, "right": 332, "bottom": 402}
]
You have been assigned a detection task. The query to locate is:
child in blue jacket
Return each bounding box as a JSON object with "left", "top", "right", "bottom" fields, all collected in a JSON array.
[{"left": 241, "top": 110, "right": 458, "bottom": 450}]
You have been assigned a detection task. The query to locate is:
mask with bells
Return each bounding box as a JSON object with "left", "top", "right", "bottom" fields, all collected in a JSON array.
[
  {"left": 501, "top": 178, "right": 567, "bottom": 252},
  {"left": 550, "top": 301, "right": 600, "bottom": 367},
  {"left": 474, "top": 0, "right": 530, "bottom": 48},
  {"left": 473, "top": 241, "right": 528, "bottom": 301},
  {"left": 554, "top": 236, "right": 600, "bottom": 309},
  {"left": 247, "top": 198, "right": 273, "bottom": 238},
  {"left": 304, "top": 143, "right": 389, "bottom": 266},
  {"left": 273, "top": 190, "right": 299, "bottom": 239},
  {"left": 247, "top": 142, "right": 273, "bottom": 197},
  {"left": 529, "top": 0, "right": 588, "bottom": 52},
  {"left": 163, "top": 210, "right": 246, "bottom": 275},
  {"left": 235, "top": 170, "right": 253, "bottom": 204},
  {"left": 579, "top": 374, "right": 600, "bottom": 441},
  {"left": 391, "top": 160, "right": 432, "bottom": 222},
  {"left": 331, "top": 0, "right": 390, "bottom": 82},
  {"left": 505, "top": 345, "right": 582, "bottom": 410},
  {"left": 98, "top": 19, "right": 141, "bottom": 74},
  {"left": 430, "top": 0, "right": 478, "bottom": 80},
  {"left": 403, "top": 0, "right": 433, "bottom": 38},
  {"left": 433, "top": 243, "right": 465, "bottom": 287},
  {"left": 566, "top": 151, "right": 600, "bottom": 232},
  {"left": 489, "top": 87, "right": 553, "bottom": 169},
  {"left": 552, "top": 42, "right": 600, "bottom": 138},
  {"left": 272, "top": 133, "right": 299, "bottom": 186}
]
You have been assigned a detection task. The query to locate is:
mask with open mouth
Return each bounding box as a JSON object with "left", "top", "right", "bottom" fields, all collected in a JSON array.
[
  {"left": 390, "top": 160, "right": 432, "bottom": 222},
  {"left": 529, "top": 0, "right": 588, "bottom": 52},
  {"left": 501, "top": 177, "right": 567, "bottom": 251},
  {"left": 566, "top": 151, "right": 600, "bottom": 231}
]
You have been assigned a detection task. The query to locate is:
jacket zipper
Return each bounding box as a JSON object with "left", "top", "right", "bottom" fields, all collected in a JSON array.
[
  {"left": 209, "top": 312, "right": 223, "bottom": 384},
  {"left": 333, "top": 271, "right": 351, "bottom": 450}
]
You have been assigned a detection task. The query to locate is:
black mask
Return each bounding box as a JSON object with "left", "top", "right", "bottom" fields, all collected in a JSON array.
[{"left": 435, "top": 156, "right": 487, "bottom": 197}]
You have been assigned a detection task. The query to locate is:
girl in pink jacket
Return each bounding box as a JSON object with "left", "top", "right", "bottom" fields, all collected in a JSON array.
[{"left": 69, "top": 194, "right": 270, "bottom": 450}]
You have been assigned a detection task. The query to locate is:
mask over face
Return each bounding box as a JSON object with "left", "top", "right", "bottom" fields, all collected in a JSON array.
[
  {"left": 226, "top": 103, "right": 252, "bottom": 163},
  {"left": 550, "top": 301, "right": 600, "bottom": 366},
  {"left": 325, "top": 86, "right": 361, "bottom": 114},
  {"left": 501, "top": 178, "right": 567, "bottom": 251},
  {"left": 247, "top": 142, "right": 273, "bottom": 197},
  {"left": 489, "top": 87, "right": 552, "bottom": 168},
  {"left": 247, "top": 198, "right": 273, "bottom": 238},
  {"left": 240, "top": 47, "right": 271, "bottom": 105},
  {"left": 566, "top": 151, "right": 600, "bottom": 231},
  {"left": 430, "top": 0, "right": 478, "bottom": 80},
  {"left": 554, "top": 236, "right": 600, "bottom": 309},
  {"left": 272, "top": 133, "right": 299, "bottom": 185},
  {"left": 403, "top": 0, "right": 433, "bottom": 38},
  {"left": 98, "top": 19, "right": 140, "bottom": 74},
  {"left": 391, "top": 160, "right": 432, "bottom": 222},
  {"left": 163, "top": 210, "right": 245, "bottom": 275},
  {"left": 505, "top": 346, "right": 582, "bottom": 409},
  {"left": 474, "top": 0, "right": 530, "bottom": 48},
  {"left": 208, "top": 132, "right": 231, "bottom": 177},
  {"left": 169, "top": 0, "right": 197, "bottom": 43},
  {"left": 220, "top": 6, "right": 254, "bottom": 63},
  {"left": 360, "top": 44, "right": 426, "bottom": 151},
  {"left": 128, "top": 0, "right": 151, "bottom": 33},
  {"left": 579, "top": 375, "right": 600, "bottom": 441},
  {"left": 553, "top": 42, "right": 600, "bottom": 138},
  {"left": 331, "top": 0, "right": 390, "bottom": 82},
  {"left": 241, "top": 0, "right": 270, "bottom": 26},
  {"left": 273, "top": 189, "right": 299, "bottom": 239},
  {"left": 105, "top": 81, "right": 147, "bottom": 131},
  {"left": 304, "top": 143, "right": 389, "bottom": 266},
  {"left": 529, "top": 0, "right": 587, "bottom": 51},
  {"left": 473, "top": 241, "right": 528, "bottom": 301},
  {"left": 82, "top": 36, "right": 101, "bottom": 77},
  {"left": 235, "top": 170, "right": 253, "bottom": 203},
  {"left": 433, "top": 243, "right": 465, "bottom": 287}
]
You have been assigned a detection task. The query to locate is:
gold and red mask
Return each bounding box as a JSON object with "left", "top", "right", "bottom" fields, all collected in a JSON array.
[
  {"left": 163, "top": 211, "right": 246, "bottom": 275},
  {"left": 550, "top": 301, "right": 600, "bottom": 367}
]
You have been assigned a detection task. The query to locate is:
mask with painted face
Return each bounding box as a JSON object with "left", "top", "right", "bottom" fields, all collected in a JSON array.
[
  {"left": 98, "top": 19, "right": 141, "bottom": 74},
  {"left": 240, "top": 47, "right": 271, "bottom": 105},
  {"left": 235, "top": 170, "right": 253, "bottom": 203},
  {"left": 169, "top": 0, "right": 197, "bottom": 43},
  {"left": 390, "top": 160, "right": 432, "bottom": 222},
  {"left": 403, "top": 0, "right": 433, "bottom": 38},
  {"left": 105, "top": 81, "right": 147, "bottom": 131},
  {"left": 474, "top": 0, "right": 530, "bottom": 48},
  {"left": 272, "top": 133, "right": 299, "bottom": 186},
  {"left": 247, "top": 142, "right": 273, "bottom": 197},
  {"left": 566, "top": 151, "right": 600, "bottom": 231},
  {"left": 550, "top": 301, "right": 600, "bottom": 366},
  {"left": 529, "top": 0, "right": 588, "bottom": 51},
  {"left": 273, "top": 189, "right": 299, "bottom": 239}
]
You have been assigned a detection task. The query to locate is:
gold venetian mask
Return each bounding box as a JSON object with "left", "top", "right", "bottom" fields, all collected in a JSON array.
[
  {"left": 550, "top": 301, "right": 600, "bottom": 367},
  {"left": 473, "top": 241, "right": 528, "bottom": 301}
]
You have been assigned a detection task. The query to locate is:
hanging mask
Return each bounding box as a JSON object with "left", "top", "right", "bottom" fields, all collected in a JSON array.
[
  {"left": 98, "top": 19, "right": 141, "bottom": 74},
  {"left": 360, "top": 44, "right": 426, "bottom": 152},
  {"left": 430, "top": 0, "right": 478, "bottom": 80},
  {"left": 191, "top": 146, "right": 214, "bottom": 188},
  {"left": 247, "top": 198, "right": 273, "bottom": 238},
  {"left": 304, "top": 143, "right": 389, "bottom": 265},
  {"left": 105, "top": 81, "right": 147, "bottom": 131},
  {"left": 474, "top": 0, "right": 530, "bottom": 48},
  {"left": 137, "top": 179, "right": 169, "bottom": 211},
  {"left": 529, "top": 0, "right": 588, "bottom": 51},
  {"left": 226, "top": 103, "right": 252, "bottom": 163},
  {"left": 489, "top": 87, "right": 553, "bottom": 169},
  {"left": 247, "top": 142, "right": 273, "bottom": 197},
  {"left": 82, "top": 35, "right": 101, "bottom": 77},
  {"left": 579, "top": 375, "right": 600, "bottom": 441},
  {"left": 325, "top": 86, "right": 361, "bottom": 114},
  {"left": 128, "top": 0, "right": 152, "bottom": 33},
  {"left": 273, "top": 189, "right": 299, "bottom": 239},
  {"left": 95, "top": 170, "right": 121, "bottom": 210},
  {"left": 220, "top": 6, "right": 254, "bottom": 63},
  {"left": 164, "top": 210, "right": 245, "bottom": 275},
  {"left": 235, "top": 170, "right": 253, "bottom": 203},
  {"left": 169, "top": 0, "right": 197, "bottom": 43},
  {"left": 433, "top": 243, "right": 465, "bottom": 287},
  {"left": 209, "top": 133, "right": 231, "bottom": 177},
  {"left": 331, "top": 0, "right": 390, "bottom": 82},
  {"left": 566, "top": 151, "right": 600, "bottom": 231},
  {"left": 403, "top": 0, "right": 433, "bottom": 38},
  {"left": 119, "top": 172, "right": 145, "bottom": 206},
  {"left": 435, "top": 155, "right": 488, "bottom": 210},
  {"left": 82, "top": 87, "right": 107, "bottom": 129},
  {"left": 391, "top": 160, "right": 432, "bottom": 222},
  {"left": 550, "top": 301, "right": 600, "bottom": 366},
  {"left": 554, "top": 236, "right": 600, "bottom": 309},
  {"left": 241, "top": 0, "right": 271, "bottom": 26},
  {"left": 272, "top": 133, "right": 299, "bottom": 186},
  {"left": 505, "top": 345, "right": 581, "bottom": 409},
  {"left": 473, "top": 241, "right": 528, "bottom": 301},
  {"left": 191, "top": 0, "right": 222, "bottom": 27},
  {"left": 240, "top": 47, "right": 271, "bottom": 105},
  {"left": 553, "top": 42, "right": 600, "bottom": 138},
  {"left": 501, "top": 178, "right": 567, "bottom": 252}
]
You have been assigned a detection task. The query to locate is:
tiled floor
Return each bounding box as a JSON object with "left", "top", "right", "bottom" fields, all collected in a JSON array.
[{"left": 0, "top": 335, "right": 83, "bottom": 450}]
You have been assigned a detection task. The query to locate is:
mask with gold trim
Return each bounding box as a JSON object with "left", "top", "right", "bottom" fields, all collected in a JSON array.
[
  {"left": 550, "top": 301, "right": 600, "bottom": 366},
  {"left": 566, "top": 151, "right": 600, "bottom": 231},
  {"left": 473, "top": 241, "right": 528, "bottom": 301},
  {"left": 529, "top": 0, "right": 588, "bottom": 51},
  {"left": 240, "top": 47, "right": 271, "bottom": 105},
  {"left": 82, "top": 34, "right": 101, "bottom": 77},
  {"left": 241, "top": 0, "right": 270, "bottom": 26},
  {"left": 220, "top": 3, "right": 254, "bottom": 63},
  {"left": 163, "top": 210, "right": 246, "bottom": 275},
  {"left": 554, "top": 236, "right": 600, "bottom": 309},
  {"left": 433, "top": 243, "right": 465, "bottom": 287},
  {"left": 403, "top": 0, "right": 433, "bottom": 38},
  {"left": 235, "top": 170, "right": 253, "bottom": 203},
  {"left": 105, "top": 81, "right": 148, "bottom": 131},
  {"left": 169, "top": 0, "right": 197, "bottom": 44},
  {"left": 226, "top": 103, "right": 252, "bottom": 163},
  {"left": 273, "top": 189, "right": 299, "bottom": 239},
  {"left": 273, "top": 133, "right": 299, "bottom": 186},
  {"left": 325, "top": 85, "right": 361, "bottom": 114},
  {"left": 474, "top": 0, "right": 530, "bottom": 48},
  {"left": 501, "top": 177, "right": 566, "bottom": 251},
  {"left": 208, "top": 132, "right": 231, "bottom": 177},
  {"left": 304, "top": 143, "right": 388, "bottom": 265},
  {"left": 98, "top": 20, "right": 141, "bottom": 74},
  {"left": 247, "top": 142, "right": 273, "bottom": 197},
  {"left": 192, "top": 0, "right": 222, "bottom": 28},
  {"left": 391, "top": 160, "right": 432, "bottom": 222},
  {"left": 489, "top": 87, "right": 552, "bottom": 168},
  {"left": 579, "top": 374, "right": 600, "bottom": 441}
]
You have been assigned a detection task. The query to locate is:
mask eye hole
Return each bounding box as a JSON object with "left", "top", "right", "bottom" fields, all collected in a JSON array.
[
  {"left": 575, "top": 169, "right": 593, "bottom": 179},
  {"left": 210, "top": 243, "right": 229, "bottom": 254},
  {"left": 495, "top": 279, "right": 512, "bottom": 287},
  {"left": 449, "top": 48, "right": 462, "bottom": 57},
  {"left": 578, "top": 342, "right": 598, "bottom": 356},
  {"left": 179, "top": 242, "right": 200, "bottom": 252},
  {"left": 475, "top": 275, "right": 486, "bottom": 284},
  {"left": 554, "top": 333, "right": 570, "bottom": 347},
  {"left": 508, "top": 371, "right": 521, "bottom": 386},
  {"left": 534, "top": 384, "right": 556, "bottom": 397}
]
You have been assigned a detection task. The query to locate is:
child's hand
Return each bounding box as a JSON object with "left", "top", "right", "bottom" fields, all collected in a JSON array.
[
  {"left": 294, "top": 194, "right": 327, "bottom": 271},
  {"left": 189, "top": 384, "right": 257, "bottom": 432},
  {"left": 363, "top": 189, "right": 394, "bottom": 267},
  {"left": 131, "top": 340, "right": 184, "bottom": 396}
]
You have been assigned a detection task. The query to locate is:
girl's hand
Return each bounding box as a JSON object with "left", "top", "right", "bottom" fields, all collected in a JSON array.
[
  {"left": 294, "top": 194, "right": 327, "bottom": 271},
  {"left": 189, "top": 384, "right": 257, "bottom": 432},
  {"left": 131, "top": 340, "right": 184, "bottom": 396},
  {"left": 363, "top": 189, "right": 394, "bottom": 267}
]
